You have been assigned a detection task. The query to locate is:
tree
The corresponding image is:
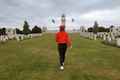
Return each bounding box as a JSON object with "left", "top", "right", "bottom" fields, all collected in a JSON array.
[
  {"left": 23, "top": 21, "right": 31, "bottom": 35},
  {"left": 110, "top": 25, "right": 114, "bottom": 28},
  {"left": 88, "top": 27, "right": 93, "bottom": 32},
  {"left": 109, "top": 25, "right": 114, "bottom": 32},
  {"left": 2, "top": 28, "right": 6, "bottom": 35},
  {"left": 98, "top": 27, "right": 106, "bottom": 32},
  {"left": 32, "top": 25, "right": 42, "bottom": 33},
  {"left": 16, "top": 28, "right": 23, "bottom": 34},
  {"left": 88, "top": 26, "right": 109, "bottom": 32},
  {"left": 93, "top": 21, "right": 99, "bottom": 34},
  {"left": 105, "top": 28, "right": 110, "bottom": 32}
]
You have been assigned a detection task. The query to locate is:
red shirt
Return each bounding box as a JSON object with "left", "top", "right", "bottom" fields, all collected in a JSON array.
[{"left": 56, "top": 31, "right": 71, "bottom": 47}]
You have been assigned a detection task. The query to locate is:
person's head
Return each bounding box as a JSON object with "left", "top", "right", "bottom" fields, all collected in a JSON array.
[{"left": 59, "top": 25, "right": 65, "bottom": 32}]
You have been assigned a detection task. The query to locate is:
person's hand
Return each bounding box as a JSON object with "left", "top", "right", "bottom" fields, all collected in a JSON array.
[{"left": 70, "top": 45, "right": 72, "bottom": 49}]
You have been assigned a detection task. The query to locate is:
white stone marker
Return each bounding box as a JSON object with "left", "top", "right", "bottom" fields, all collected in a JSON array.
[
  {"left": 116, "top": 38, "right": 120, "bottom": 47},
  {"left": 103, "top": 34, "right": 106, "bottom": 41},
  {"left": 94, "top": 34, "right": 97, "bottom": 40},
  {"left": 16, "top": 35, "right": 20, "bottom": 41}
]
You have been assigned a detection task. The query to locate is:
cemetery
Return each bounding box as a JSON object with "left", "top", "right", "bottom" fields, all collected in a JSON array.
[
  {"left": 0, "top": 14, "right": 120, "bottom": 80},
  {"left": 1, "top": 0, "right": 120, "bottom": 79},
  {"left": 1, "top": 16, "right": 120, "bottom": 48}
]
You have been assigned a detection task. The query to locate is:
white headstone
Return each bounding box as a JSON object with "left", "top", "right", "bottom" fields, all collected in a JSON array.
[
  {"left": 116, "top": 38, "right": 120, "bottom": 47},
  {"left": 111, "top": 33, "right": 115, "bottom": 40},
  {"left": 107, "top": 34, "right": 112, "bottom": 42},
  {"left": 103, "top": 34, "right": 106, "bottom": 41},
  {"left": 20, "top": 35, "right": 23, "bottom": 41},
  {"left": 94, "top": 34, "right": 97, "bottom": 40},
  {"left": 16, "top": 35, "right": 20, "bottom": 41}
]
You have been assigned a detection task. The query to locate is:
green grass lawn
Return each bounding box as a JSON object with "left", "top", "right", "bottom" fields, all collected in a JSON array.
[{"left": 0, "top": 33, "right": 120, "bottom": 80}]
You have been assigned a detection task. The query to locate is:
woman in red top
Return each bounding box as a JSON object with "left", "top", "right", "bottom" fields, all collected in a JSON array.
[{"left": 56, "top": 25, "right": 72, "bottom": 70}]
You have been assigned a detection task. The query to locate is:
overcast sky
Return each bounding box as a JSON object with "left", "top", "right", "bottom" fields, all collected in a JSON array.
[{"left": 0, "top": 0, "right": 120, "bottom": 29}]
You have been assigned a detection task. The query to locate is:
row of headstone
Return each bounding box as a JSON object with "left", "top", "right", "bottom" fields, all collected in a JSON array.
[
  {"left": 0, "top": 35, "right": 8, "bottom": 42},
  {"left": 15, "top": 34, "right": 42, "bottom": 41},
  {"left": 80, "top": 31, "right": 119, "bottom": 42},
  {"left": 80, "top": 25, "right": 120, "bottom": 47},
  {"left": 102, "top": 32, "right": 120, "bottom": 47},
  {"left": 80, "top": 32, "right": 97, "bottom": 40},
  {"left": 0, "top": 33, "right": 42, "bottom": 42},
  {"left": 80, "top": 31, "right": 120, "bottom": 47},
  {"left": 102, "top": 33, "right": 116, "bottom": 41},
  {"left": 15, "top": 34, "right": 24, "bottom": 41}
]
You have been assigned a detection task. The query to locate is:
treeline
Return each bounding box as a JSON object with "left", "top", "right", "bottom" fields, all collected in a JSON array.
[
  {"left": 0, "top": 21, "right": 43, "bottom": 35},
  {"left": 88, "top": 27, "right": 110, "bottom": 32},
  {"left": 87, "top": 21, "right": 114, "bottom": 33},
  {"left": 16, "top": 21, "right": 42, "bottom": 34}
]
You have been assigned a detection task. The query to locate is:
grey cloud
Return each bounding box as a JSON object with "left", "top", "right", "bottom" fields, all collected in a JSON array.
[{"left": 0, "top": 0, "right": 120, "bottom": 28}]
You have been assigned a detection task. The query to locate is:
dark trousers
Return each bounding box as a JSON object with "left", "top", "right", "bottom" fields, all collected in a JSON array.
[{"left": 58, "top": 43, "right": 67, "bottom": 66}]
